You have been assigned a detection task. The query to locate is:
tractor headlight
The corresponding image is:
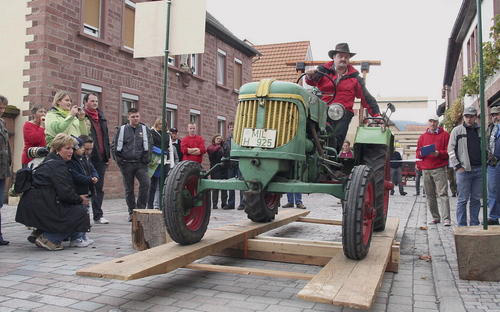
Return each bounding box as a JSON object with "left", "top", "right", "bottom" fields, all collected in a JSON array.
[{"left": 327, "top": 103, "right": 345, "bottom": 121}]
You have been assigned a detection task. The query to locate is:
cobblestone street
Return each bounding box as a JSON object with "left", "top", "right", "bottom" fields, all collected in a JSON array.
[{"left": 1, "top": 186, "right": 499, "bottom": 312}]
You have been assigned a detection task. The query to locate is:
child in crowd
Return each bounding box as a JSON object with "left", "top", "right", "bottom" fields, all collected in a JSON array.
[{"left": 67, "top": 135, "right": 99, "bottom": 247}]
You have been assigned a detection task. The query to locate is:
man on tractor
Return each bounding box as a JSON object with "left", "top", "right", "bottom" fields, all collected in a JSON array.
[{"left": 305, "top": 42, "right": 381, "bottom": 152}]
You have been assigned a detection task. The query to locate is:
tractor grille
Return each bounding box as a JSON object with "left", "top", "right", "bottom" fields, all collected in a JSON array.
[{"left": 234, "top": 99, "right": 299, "bottom": 148}]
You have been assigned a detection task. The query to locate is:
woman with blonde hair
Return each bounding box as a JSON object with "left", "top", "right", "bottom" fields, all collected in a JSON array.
[
  {"left": 16, "top": 133, "right": 91, "bottom": 251},
  {"left": 44, "top": 91, "right": 88, "bottom": 146}
]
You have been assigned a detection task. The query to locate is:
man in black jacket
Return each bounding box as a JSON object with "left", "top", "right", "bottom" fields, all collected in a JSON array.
[
  {"left": 84, "top": 93, "right": 111, "bottom": 224},
  {"left": 112, "top": 108, "right": 152, "bottom": 221}
]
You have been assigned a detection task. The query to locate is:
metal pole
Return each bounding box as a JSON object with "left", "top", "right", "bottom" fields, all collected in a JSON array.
[
  {"left": 160, "top": 0, "right": 172, "bottom": 211},
  {"left": 475, "top": 0, "right": 487, "bottom": 230}
]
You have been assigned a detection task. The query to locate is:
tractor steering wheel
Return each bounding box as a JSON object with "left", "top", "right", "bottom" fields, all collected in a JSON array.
[{"left": 296, "top": 72, "right": 337, "bottom": 105}]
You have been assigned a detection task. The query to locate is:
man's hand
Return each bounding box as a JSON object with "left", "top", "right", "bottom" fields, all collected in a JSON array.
[
  {"left": 456, "top": 167, "right": 465, "bottom": 173},
  {"left": 80, "top": 195, "right": 89, "bottom": 206},
  {"left": 305, "top": 69, "right": 317, "bottom": 79},
  {"left": 91, "top": 177, "right": 98, "bottom": 184},
  {"left": 187, "top": 147, "right": 201, "bottom": 155},
  {"left": 431, "top": 151, "right": 439, "bottom": 157}
]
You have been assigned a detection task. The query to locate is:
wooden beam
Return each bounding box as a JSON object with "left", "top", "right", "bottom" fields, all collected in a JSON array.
[
  {"left": 386, "top": 242, "right": 400, "bottom": 273},
  {"left": 184, "top": 263, "right": 315, "bottom": 281},
  {"left": 297, "top": 217, "right": 399, "bottom": 309},
  {"left": 215, "top": 248, "right": 333, "bottom": 266},
  {"left": 296, "top": 217, "right": 342, "bottom": 226},
  {"left": 76, "top": 209, "right": 310, "bottom": 280}
]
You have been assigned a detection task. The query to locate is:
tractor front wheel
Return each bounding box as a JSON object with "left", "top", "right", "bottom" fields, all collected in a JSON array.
[
  {"left": 163, "top": 161, "right": 210, "bottom": 245},
  {"left": 244, "top": 191, "right": 281, "bottom": 222},
  {"left": 342, "top": 165, "right": 376, "bottom": 260}
]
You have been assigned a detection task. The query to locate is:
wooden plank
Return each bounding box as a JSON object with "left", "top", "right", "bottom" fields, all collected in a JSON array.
[
  {"left": 246, "top": 238, "right": 341, "bottom": 258},
  {"left": 296, "top": 217, "right": 342, "bottom": 226},
  {"left": 386, "top": 242, "right": 400, "bottom": 273},
  {"left": 215, "top": 248, "right": 333, "bottom": 266},
  {"left": 185, "top": 263, "right": 315, "bottom": 280},
  {"left": 297, "top": 217, "right": 399, "bottom": 309},
  {"left": 255, "top": 235, "right": 342, "bottom": 247},
  {"left": 76, "top": 209, "right": 309, "bottom": 280}
]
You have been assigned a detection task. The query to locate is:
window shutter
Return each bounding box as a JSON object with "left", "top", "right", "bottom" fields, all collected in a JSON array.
[
  {"left": 123, "top": 5, "right": 135, "bottom": 49},
  {"left": 234, "top": 62, "right": 242, "bottom": 90},
  {"left": 83, "top": 0, "right": 100, "bottom": 29}
]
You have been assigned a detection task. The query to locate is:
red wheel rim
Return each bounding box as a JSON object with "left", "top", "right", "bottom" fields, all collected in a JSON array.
[
  {"left": 362, "top": 182, "right": 375, "bottom": 245},
  {"left": 183, "top": 175, "right": 206, "bottom": 231}
]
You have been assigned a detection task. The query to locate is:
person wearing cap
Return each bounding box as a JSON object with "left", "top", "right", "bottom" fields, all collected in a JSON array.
[
  {"left": 486, "top": 105, "right": 500, "bottom": 225},
  {"left": 416, "top": 115, "right": 451, "bottom": 226},
  {"left": 448, "top": 106, "right": 482, "bottom": 226},
  {"left": 305, "top": 43, "right": 381, "bottom": 152},
  {"left": 169, "top": 127, "right": 183, "bottom": 162}
]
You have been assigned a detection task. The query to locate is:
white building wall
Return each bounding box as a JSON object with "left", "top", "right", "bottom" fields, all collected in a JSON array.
[{"left": 0, "top": 0, "right": 32, "bottom": 171}]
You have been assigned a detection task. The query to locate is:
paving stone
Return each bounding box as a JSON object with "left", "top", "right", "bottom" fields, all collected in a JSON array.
[{"left": 68, "top": 301, "right": 104, "bottom": 312}]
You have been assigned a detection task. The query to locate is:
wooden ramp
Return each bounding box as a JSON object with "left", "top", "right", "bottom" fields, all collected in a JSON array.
[
  {"left": 76, "top": 209, "right": 310, "bottom": 280},
  {"left": 296, "top": 218, "right": 399, "bottom": 309},
  {"left": 77, "top": 211, "right": 399, "bottom": 310}
]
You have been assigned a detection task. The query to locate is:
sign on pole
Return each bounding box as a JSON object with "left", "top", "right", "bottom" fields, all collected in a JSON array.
[{"left": 133, "top": 0, "right": 206, "bottom": 58}]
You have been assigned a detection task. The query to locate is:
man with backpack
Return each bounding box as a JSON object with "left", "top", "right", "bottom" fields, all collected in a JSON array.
[{"left": 487, "top": 105, "right": 500, "bottom": 225}]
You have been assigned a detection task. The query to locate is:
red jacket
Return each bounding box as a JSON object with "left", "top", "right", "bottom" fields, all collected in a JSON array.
[
  {"left": 305, "top": 62, "right": 380, "bottom": 116},
  {"left": 181, "top": 135, "right": 206, "bottom": 163},
  {"left": 416, "top": 127, "right": 450, "bottom": 170},
  {"left": 22, "top": 121, "right": 46, "bottom": 164}
]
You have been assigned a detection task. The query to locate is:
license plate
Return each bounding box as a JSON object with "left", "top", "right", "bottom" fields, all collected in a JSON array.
[{"left": 241, "top": 128, "right": 276, "bottom": 148}]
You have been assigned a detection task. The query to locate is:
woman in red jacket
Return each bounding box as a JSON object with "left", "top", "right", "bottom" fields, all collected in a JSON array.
[{"left": 22, "top": 106, "right": 47, "bottom": 166}]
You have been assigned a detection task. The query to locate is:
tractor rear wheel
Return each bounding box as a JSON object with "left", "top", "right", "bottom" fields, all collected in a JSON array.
[
  {"left": 163, "top": 161, "right": 210, "bottom": 245},
  {"left": 342, "top": 165, "right": 376, "bottom": 260},
  {"left": 244, "top": 191, "right": 281, "bottom": 222},
  {"left": 362, "top": 144, "right": 390, "bottom": 231}
]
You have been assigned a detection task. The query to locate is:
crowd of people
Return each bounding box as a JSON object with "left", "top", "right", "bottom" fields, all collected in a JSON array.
[
  {"left": 416, "top": 105, "right": 500, "bottom": 227},
  {"left": 0, "top": 92, "right": 249, "bottom": 249}
]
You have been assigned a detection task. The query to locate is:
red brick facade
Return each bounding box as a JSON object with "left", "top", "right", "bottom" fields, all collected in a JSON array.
[{"left": 24, "top": 0, "right": 256, "bottom": 197}]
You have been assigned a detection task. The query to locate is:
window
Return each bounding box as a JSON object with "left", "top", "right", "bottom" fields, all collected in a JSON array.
[
  {"left": 122, "top": 0, "right": 135, "bottom": 50},
  {"left": 121, "top": 93, "right": 139, "bottom": 125},
  {"left": 168, "top": 56, "right": 176, "bottom": 66},
  {"left": 166, "top": 103, "right": 177, "bottom": 130},
  {"left": 189, "top": 109, "right": 200, "bottom": 134},
  {"left": 234, "top": 58, "right": 242, "bottom": 90},
  {"left": 83, "top": 0, "right": 102, "bottom": 37},
  {"left": 190, "top": 54, "right": 199, "bottom": 75},
  {"left": 81, "top": 83, "right": 102, "bottom": 107},
  {"left": 217, "top": 116, "right": 226, "bottom": 138},
  {"left": 217, "top": 49, "right": 226, "bottom": 85}
]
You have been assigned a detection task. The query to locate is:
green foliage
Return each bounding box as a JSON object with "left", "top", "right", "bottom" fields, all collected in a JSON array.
[
  {"left": 460, "top": 15, "right": 500, "bottom": 97},
  {"left": 443, "top": 99, "right": 463, "bottom": 132}
]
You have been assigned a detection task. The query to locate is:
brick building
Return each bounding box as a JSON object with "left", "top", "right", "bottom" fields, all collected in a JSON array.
[
  {"left": 0, "top": 0, "right": 258, "bottom": 198},
  {"left": 443, "top": 0, "right": 499, "bottom": 109}
]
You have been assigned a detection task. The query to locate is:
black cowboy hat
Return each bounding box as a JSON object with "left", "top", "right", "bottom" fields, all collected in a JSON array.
[{"left": 328, "top": 43, "right": 356, "bottom": 59}]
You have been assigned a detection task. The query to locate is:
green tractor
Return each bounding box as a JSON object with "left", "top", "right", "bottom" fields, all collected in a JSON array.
[{"left": 163, "top": 78, "right": 395, "bottom": 260}]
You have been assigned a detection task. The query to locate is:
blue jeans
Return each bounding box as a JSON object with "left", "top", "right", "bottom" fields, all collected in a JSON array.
[
  {"left": 487, "top": 165, "right": 500, "bottom": 220},
  {"left": 44, "top": 232, "right": 84, "bottom": 244},
  {"left": 286, "top": 193, "right": 302, "bottom": 205},
  {"left": 456, "top": 167, "right": 482, "bottom": 226}
]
